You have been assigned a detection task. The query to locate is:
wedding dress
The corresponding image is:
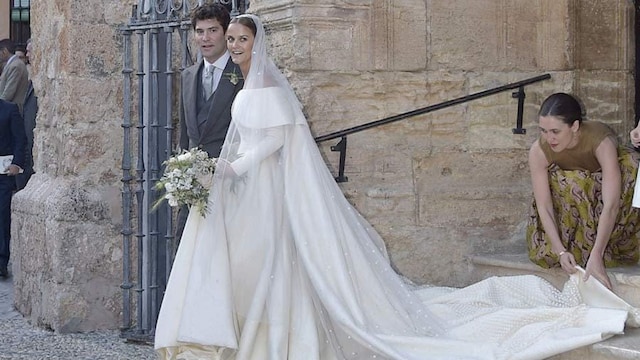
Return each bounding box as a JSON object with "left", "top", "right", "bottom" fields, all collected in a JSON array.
[{"left": 155, "top": 14, "right": 639, "bottom": 360}]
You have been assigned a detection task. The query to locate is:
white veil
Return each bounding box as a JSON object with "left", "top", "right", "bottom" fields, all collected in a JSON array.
[
  {"left": 209, "top": 13, "right": 448, "bottom": 359},
  {"left": 239, "top": 14, "right": 304, "bottom": 117}
]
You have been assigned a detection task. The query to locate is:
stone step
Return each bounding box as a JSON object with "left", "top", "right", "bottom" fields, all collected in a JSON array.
[{"left": 469, "top": 252, "right": 640, "bottom": 360}]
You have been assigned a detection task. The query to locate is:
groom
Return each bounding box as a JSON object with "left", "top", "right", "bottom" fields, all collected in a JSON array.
[{"left": 176, "top": 3, "right": 244, "bottom": 238}]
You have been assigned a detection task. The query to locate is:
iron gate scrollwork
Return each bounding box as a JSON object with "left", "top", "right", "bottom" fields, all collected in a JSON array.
[{"left": 119, "top": 0, "right": 248, "bottom": 342}]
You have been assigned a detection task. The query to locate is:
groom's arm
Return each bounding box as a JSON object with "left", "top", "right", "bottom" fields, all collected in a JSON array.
[{"left": 178, "top": 75, "right": 190, "bottom": 151}]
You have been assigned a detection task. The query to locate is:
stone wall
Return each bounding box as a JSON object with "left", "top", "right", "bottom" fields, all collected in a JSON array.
[
  {"left": 0, "top": 0, "right": 10, "bottom": 39},
  {"left": 11, "top": 0, "right": 130, "bottom": 332},
  {"left": 252, "top": 0, "right": 636, "bottom": 286},
  {"left": 9, "top": 0, "right": 636, "bottom": 332}
]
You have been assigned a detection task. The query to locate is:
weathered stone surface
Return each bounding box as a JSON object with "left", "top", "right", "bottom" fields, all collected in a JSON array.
[
  {"left": 575, "top": 0, "right": 634, "bottom": 71},
  {"left": 574, "top": 70, "right": 635, "bottom": 137},
  {"left": 11, "top": 0, "right": 129, "bottom": 333},
  {"left": 427, "top": 0, "right": 572, "bottom": 71},
  {"left": 12, "top": 176, "right": 122, "bottom": 333}
]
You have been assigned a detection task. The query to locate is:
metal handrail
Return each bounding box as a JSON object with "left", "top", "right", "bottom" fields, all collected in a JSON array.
[{"left": 315, "top": 73, "right": 551, "bottom": 182}]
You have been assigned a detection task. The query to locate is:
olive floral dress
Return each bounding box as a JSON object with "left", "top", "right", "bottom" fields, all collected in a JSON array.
[{"left": 527, "top": 121, "right": 640, "bottom": 268}]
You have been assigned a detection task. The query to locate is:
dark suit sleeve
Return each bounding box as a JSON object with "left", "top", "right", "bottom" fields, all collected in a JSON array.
[
  {"left": 178, "top": 74, "right": 189, "bottom": 151},
  {"left": 179, "top": 95, "right": 189, "bottom": 150},
  {"left": 9, "top": 103, "right": 27, "bottom": 168}
]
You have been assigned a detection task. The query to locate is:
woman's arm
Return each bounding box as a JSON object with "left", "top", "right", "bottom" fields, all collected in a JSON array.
[
  {"left": 529, "top": 141, "right": 570, "bottom": 257},
  {"left": 229, "top": 126, "right": 286, "bottom": 176},
  {"left": 529, "top": 141, "right": 579, "bottom": 273},
  {"left": 585, "top": 136, "right": 620, "bottom": 288}
]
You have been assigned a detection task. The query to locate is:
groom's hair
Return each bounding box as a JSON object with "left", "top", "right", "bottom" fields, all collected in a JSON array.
[{"left": 190, "top": 3, "right": 231, "bottom": 32}]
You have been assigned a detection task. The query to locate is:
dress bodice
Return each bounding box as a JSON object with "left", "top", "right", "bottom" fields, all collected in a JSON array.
[{"left": 539, "top": 121, "right": 617, "bottom": 172}]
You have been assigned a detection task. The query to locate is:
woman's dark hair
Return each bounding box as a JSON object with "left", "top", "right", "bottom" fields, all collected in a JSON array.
[
  {"left": 229, "top": 15, "right": 257, "bottom": 36},
  {"left": 191, "top": 3, "right": 231, "bottom": 31},
  {"left": 538, "top": 92, "right": 584, "bottom": 125}
]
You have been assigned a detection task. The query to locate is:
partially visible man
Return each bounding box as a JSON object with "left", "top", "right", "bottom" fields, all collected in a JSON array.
[
  {"left": 16, "top": 38, "right": 37, "bottom": 191},
  {"left": 175, "top": 3, "right": 244, "bottom": 240},
  {"left": 15, "top": 47, "right": 27, "bottom": 64},
  {"left": 25, "top": 39, "right": 32, "bottom": 64},
  {"left": 0, "top": 39, "right": 29, "bottom": 114},
  {"left": 0, "top": 99, "right": 26, "bottom": 277}
]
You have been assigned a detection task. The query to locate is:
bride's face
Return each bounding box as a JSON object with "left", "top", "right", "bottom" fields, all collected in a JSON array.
[{"left": 227, "top": 23, "right": 255, "bottom": 69}]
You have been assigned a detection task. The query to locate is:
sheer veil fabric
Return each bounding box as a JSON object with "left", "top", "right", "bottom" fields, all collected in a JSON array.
[{"left": 154, "top": 14, "right": 639, "bottom": 360}]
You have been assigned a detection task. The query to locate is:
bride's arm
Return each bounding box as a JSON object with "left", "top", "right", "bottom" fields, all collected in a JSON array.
[{"left": 230, "top": 126, "right": 286, "bottom": 176}]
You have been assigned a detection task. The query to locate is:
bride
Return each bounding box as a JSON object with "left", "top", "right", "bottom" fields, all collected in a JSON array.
[{"left": 154, "top": 13, "right": 638, "bottom": 360}]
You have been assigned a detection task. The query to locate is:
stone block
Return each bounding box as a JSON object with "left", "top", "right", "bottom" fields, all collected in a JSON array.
[
  {"left": 257, "top": 0, "right": 427, "bottom": 71},
  {"left": 574, "top": 70, "right": 635, "bottom": 137},
  {"left": 414, "top": 151, "right": 531, "bottom": 227},
  {"left": 12, "top": 176, "right": 123, "bottom": 333},
  {"left": 575, "top": 0, "right": 634, "bottom": 71},
  {"left": 428, "top": 0, "right": 572, "bottom": 71}
]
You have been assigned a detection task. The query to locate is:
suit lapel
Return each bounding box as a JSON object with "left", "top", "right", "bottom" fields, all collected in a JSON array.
[{"left": 199, "top": 59, "right": 242, "bottom": 137}]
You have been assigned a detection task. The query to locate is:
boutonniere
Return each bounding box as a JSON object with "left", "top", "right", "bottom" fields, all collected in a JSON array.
[{"left": 223, "top": 69, "right": 243, "bottom": 86}]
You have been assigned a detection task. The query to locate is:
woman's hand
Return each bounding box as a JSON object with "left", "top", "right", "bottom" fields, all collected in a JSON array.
[
  {"left": 631, "top": 124, "right": 640, "bottom": 147},
  {"left": 558, "top": 252, "right": 577, "bottom": 275},
  {"left": 584, "top": 255, "right": 613, "bottom": 290}
]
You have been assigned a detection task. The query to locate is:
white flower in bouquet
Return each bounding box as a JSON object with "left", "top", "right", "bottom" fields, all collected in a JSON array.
[{"left": 153, "top": 147, "right": 218, "bottom": 217}]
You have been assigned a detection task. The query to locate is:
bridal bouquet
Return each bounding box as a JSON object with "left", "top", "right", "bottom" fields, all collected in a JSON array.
[{"left": 154, "top": 147, "right": 218, "bottom": 217}]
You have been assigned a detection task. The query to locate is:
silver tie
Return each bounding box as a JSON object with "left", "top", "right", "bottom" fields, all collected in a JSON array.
[{"left": 203, "top": 65, "right": 215, "bottom": 99}]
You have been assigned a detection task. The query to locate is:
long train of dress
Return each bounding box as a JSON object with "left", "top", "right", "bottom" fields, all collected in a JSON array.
[{"left": 155, "top": 87, "right": 639, "bottom": 360}]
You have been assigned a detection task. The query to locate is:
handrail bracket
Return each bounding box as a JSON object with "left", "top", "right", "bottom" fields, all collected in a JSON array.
[
  {"left": 331, "top": 136, "right": 348, "bottom": 183},
  {"left": 512, "top": 86, "right": 527, "bottom": 135}
]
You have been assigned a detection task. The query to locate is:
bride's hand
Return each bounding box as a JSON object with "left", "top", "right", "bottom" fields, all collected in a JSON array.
[
  {"left": 584, "top": 255, "right": 612, "bottom": 290},
  {"left": 196, "top": 172, "right": 214, "bottom": 189},
  {"left": 215, "top": 159, "right": 237, "bottom": 178}
]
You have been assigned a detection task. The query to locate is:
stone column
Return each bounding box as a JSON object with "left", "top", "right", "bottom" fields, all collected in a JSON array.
[
  {"left": 573, "top": 0, "right": 635, "bottom": 136},
  {"left": 11, "top": 0, "right": 131, "bottom": 332}
]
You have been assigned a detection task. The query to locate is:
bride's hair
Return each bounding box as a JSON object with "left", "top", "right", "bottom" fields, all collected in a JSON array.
[{"left": 230, "top": 15, "right": 257, "bottom": 36}]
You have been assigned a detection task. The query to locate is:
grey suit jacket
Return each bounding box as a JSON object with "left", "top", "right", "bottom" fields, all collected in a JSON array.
[
  {"left": 179, "top": 57, "right": 244, "bottom": 158},
  {"left": 0, "top": 57, "right": 29, "bottom": 115}
]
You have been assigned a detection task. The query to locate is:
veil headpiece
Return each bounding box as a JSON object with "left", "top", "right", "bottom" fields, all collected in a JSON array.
[{"left": 235, "top": 14, "right": 303, "bottom": 112}]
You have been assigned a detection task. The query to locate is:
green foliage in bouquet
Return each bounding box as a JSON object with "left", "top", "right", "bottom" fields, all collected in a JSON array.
[{"left": 153, "top": 147, "right": 218, "bottom": 217}]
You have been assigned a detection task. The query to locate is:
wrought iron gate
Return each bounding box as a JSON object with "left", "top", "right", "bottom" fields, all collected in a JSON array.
[{"left": 119, "top": 0, "right": 248, "bottom": 342}]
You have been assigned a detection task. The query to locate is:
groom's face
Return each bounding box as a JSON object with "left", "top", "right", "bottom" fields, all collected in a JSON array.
[{"left": 194, "top": 18, "right": 227, "bottom": 63}]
